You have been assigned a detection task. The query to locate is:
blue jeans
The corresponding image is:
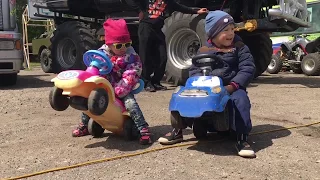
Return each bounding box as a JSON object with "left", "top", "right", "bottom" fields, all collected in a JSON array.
[{"left": 81, "top": 93, "right": 148, "bottom": 131}]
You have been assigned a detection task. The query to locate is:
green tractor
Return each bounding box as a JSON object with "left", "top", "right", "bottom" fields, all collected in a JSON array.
[{"left": 31, "top": 30, "right": 53, "bottom": 73}]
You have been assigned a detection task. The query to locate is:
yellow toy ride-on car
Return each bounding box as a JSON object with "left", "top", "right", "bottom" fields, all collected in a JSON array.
[{"left": 49, "top": 50, "right": 144, "bottom": 140}]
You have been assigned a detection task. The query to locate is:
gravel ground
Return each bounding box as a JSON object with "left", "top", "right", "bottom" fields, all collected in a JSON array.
[{"left": 1, "top": 67, "right": 320, "bottom": 180}]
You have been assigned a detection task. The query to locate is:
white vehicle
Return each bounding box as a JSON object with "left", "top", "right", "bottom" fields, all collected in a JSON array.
[{"left": 0, "top": 0, "right": 23, "bottom": 86}]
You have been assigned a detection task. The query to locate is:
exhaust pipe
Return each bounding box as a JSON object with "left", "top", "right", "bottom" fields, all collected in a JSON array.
[
  {"left": 268, "top": 9, "right": 311, "bottom": 28},
  {"left": 9, "top": 0, "right": 17, "bottom": 30},
  {"left": 268, "top": 0, "right": 311, "bottom": 28}
]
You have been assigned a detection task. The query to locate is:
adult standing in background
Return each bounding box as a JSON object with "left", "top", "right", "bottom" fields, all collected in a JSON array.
[{"left": 130, "top": 0, "right": 208, "bottom": 92}]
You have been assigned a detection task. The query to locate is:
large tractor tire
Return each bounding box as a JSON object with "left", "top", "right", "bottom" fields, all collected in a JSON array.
[
  {"left": 50, "top": 21, "right": 98, "bottom": 73},
  {"left": 163, "top": 12, "right": 206, "bottom": 85},
  {"left": 163, "top": 13, "right": 272, "bottom": 85},
  {"left": 237, "top": 32, "right": 273, "bottom": 78}
]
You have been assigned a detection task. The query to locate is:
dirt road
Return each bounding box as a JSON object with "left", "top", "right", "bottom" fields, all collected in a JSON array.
[{"left": 1, "top": 68, "right": 320, "bottom": 180}]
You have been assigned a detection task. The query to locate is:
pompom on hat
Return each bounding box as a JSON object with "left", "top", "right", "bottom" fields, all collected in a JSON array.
[
  {"left": 104, "top": 18, "right": 131, "bottom": 44},
  {"left": 205, "top": 10, "right": 235, "bottom": 39}
]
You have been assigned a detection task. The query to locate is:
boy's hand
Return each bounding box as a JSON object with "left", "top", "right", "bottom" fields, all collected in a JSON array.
[
  {"left": 197, "top": 8, "right": 208, "bottom": 14},
  {"left": 224, "top": 85, "right": 236, "bottom": 94}
]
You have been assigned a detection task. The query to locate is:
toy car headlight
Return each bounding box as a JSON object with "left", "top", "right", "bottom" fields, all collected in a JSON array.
[
  {"left": 174, "top": 86, "right": 182, "bottom": 93},
  {"left": 211, "top": 86, "right": 221, "bottom": 93}
]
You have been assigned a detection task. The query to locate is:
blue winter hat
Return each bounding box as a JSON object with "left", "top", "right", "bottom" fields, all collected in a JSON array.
[{"left": 205, "top": 10, "right": 234, "bottom": 39}]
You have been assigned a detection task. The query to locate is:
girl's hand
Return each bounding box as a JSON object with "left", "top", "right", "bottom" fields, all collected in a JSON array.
[{"left": 197, "top": 8, "right": 208, "bottom": 14}]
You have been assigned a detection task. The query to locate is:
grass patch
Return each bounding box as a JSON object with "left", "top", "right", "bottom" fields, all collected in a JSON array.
[
  {"left": 24, "top": 62, "right": 41, "bottom": 71},
  {"left": 30, "top": 62, "right": 40, "bottom": 67}
]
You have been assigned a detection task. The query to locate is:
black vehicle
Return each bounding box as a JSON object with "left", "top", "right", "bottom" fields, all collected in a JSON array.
[{"left": 33, "top": 0, "right": 310, "bottom": 84}]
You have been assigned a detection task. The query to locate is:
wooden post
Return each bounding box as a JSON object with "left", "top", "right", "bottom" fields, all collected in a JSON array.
[{"left": 22, "top": 6, "right": 30, "bottom": 69}]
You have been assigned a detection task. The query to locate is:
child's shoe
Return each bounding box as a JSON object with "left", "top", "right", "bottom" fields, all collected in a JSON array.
[
  {"left": 139, "top": 127, "right": 153, "bottom": 145},
  {"left": 72, "top": 123, "right": 90, "bottom": 137},
  {"left": 235, "top": 134, "right": 256, "bottom": 158},
  {"left": 158, "top": 128, "right": 183, "bottom": 145}
]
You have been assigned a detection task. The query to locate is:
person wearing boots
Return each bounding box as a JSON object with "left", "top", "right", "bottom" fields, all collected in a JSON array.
[{"left": 131, "top": 0, "right": 208, "bottom": 92}]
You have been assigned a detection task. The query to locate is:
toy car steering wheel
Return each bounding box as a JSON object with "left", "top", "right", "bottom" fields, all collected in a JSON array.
[
  {"left": 83, "top": 50, "right": 113, "bottom": 75},
  {"left": 192, "top": 53, "right": 223, "bottom": 68}
]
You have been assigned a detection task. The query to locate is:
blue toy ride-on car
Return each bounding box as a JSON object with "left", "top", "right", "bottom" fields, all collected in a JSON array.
[{"left": 169, "top": 53, "right": 232, "bottom": 139}]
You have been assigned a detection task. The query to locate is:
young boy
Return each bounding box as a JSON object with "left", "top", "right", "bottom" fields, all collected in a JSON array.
[
  {"left": 72, "top": 18, "right": 152, "bottom": 145},
  {"left": 158, "top": 10, "right": 256, "bottom": 158},
  {"left": 131, "top": 0, "right": 208, "bottom": 92}
]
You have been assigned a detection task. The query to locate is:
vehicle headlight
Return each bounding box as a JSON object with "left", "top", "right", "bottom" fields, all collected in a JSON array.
[
  {"left": 211, "top": 86, "right": 221, "bottom": 93},
  {"left": 174, "top": 86, "right": 181, "bottom": 93}
]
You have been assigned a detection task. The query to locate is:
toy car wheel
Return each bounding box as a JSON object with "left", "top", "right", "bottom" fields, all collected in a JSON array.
[
  {"left": 193, "top": 120, "right": 207, "bottom": 139},
  {"left": 69, "top": 96, "right": 88, "bottom": 111},
  {"left": 217, "top": 129, "right": 237, "bottom": 140},
  {"left": 170, "top": 111, "right": 186, "bottom": 129},
  {"left": 88, "top": 88, "right": 109, "bottom": 116},
  {"left": 214, "top": 108, "right": 230, "bottom": 132},
  {"left": 123, "top": 118, "right": 139, "bottom": 141},
  {"left": 49, "top": 87, "right": 69, "bottom": 111},
  {"left": 88, "top": 118, "right": 104, "bottom": 137}
]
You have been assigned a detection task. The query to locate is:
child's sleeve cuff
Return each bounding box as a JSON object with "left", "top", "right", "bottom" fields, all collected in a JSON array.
[{"left": 230, "top": 81, "right": 239, "bottom": 90}]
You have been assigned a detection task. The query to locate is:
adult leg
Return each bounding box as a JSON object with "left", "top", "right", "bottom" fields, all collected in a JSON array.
[
  {"left": 138, "top": 22, "right": 156, "bottom": 92},
  {"left": 151, "top": 30, "right": 167, "bottom": 90}
]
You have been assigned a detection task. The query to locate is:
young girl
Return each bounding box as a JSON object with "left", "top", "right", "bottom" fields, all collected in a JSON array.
[
  {"left": 72, "top": 18, "right": 152, "bottom": 145},
  {"left": 158, "top": 10, "right": 256, "bottom": 158}
]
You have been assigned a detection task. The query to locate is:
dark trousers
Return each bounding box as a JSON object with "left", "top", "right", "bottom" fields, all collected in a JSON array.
[
  {"left": 230, "top": 89, "right": 252, "bottom": 135},
  {"left": 138, "top": 22, "right": 167, "bottom": 84}
]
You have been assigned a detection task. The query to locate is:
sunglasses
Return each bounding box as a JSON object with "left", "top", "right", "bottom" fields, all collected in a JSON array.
[{"left": 113, "top": 41, "right": 132, "bottom": 50}]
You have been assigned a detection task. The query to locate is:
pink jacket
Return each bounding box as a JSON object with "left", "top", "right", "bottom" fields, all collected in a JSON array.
[{"left": 98, "top": 44, "right": 142, "bottom": 98}]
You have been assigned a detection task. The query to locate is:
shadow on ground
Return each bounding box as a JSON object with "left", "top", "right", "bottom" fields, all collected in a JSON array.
[
  {"left": 84, "top": 125, "right": 193, "bottom": 151},
  {"left": 85, "top": 124, "right": 291, "bottom": 154},
  {"left": 0, "top": 74, "right": 53, "bottom": 90},
  {"left": 186, "top": 124, "right": 291, "bottom": 157}
]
